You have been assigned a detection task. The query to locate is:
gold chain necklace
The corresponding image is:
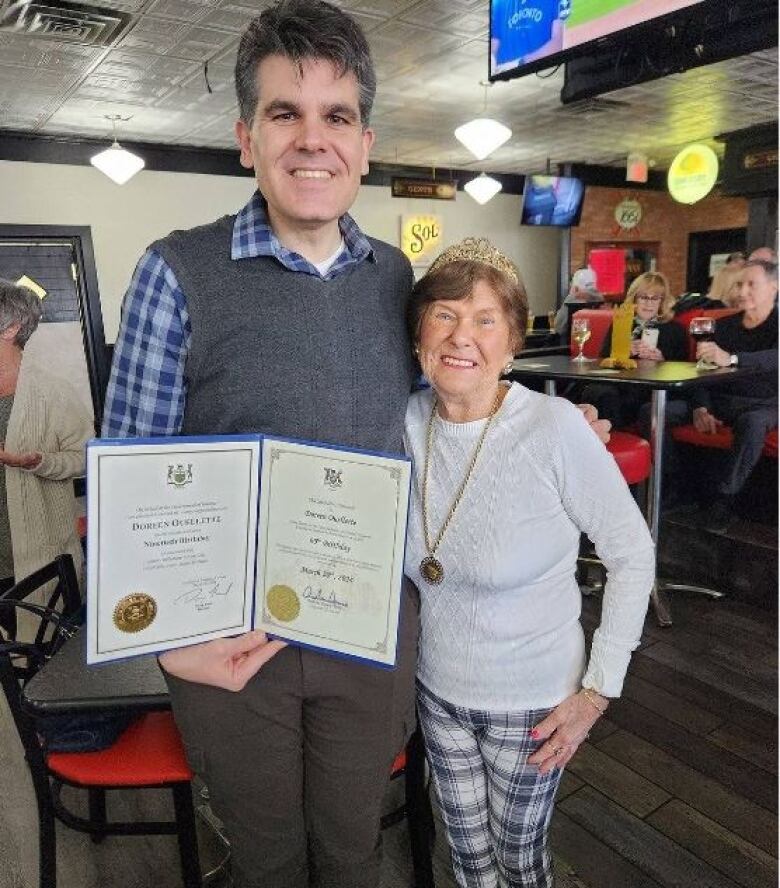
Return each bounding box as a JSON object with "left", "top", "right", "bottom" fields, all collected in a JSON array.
[{"left": 419, "top": 388, "right": 503, "bottom": 584}]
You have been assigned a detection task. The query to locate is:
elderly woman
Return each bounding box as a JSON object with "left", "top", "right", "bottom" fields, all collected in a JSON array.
[
  {"left": 0, "top": 279, "right": 92, "bottom": 613},
  {"left": 580, "top": 271, "right": 687, "bottom": 427},
  {"left": 404, "top": 239, "right": 654, "bottom": 888}
]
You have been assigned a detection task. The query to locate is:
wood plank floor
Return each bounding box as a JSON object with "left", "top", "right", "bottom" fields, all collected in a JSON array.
[{"left": 0, "top": 592, "right": 776, "bottom": 888}]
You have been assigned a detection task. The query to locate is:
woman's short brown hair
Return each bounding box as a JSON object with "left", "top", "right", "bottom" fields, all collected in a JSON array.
[{"left": 408, "top": 260, "right": 528, "bottom": 353}]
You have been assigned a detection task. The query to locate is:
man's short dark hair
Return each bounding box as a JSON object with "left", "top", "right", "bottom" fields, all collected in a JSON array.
[{"left": 235, "top": 0, "right": 376, "bottom": 127}]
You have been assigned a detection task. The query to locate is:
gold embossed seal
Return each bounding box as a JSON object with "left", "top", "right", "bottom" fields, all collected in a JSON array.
[
  {"left": 113, "top": 593, "right": 157, "bottom": 633},
  {"left": 266, "top": 584, "right": 300, "bottom": 622}
]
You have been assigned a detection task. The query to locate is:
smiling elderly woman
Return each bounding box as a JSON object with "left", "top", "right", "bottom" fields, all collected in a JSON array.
[{"left": 403, "top": 239, "right": 654, "bottom": 888}]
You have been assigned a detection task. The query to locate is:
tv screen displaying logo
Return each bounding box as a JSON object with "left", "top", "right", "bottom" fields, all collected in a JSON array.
[
  {"left": 521, "top": 176, "right": 585, "bottom": 227},
  {"left": 490, "top": 0, "right": 705, "bottom": 79}
]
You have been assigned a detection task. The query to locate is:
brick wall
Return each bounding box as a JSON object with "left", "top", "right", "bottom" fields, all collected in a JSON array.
[{"left": 570, "top": 186, "right": 749, "bottom": 296}]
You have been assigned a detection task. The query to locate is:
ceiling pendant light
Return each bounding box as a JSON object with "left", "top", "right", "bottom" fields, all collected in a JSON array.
[
  {"left": 90, "top": 115, "right": 145, "bottom": 185},
  {"left": 455, "top": 118, "right": 512, "bottom": 161},
  {"left": 454, "top": 83, "right": 512, "bottom": 161},
  {"left": 464, "top": 173, "right": 502, "bottom": 204}
]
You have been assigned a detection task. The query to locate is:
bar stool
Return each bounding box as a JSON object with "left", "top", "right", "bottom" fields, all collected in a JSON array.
[{"left": 578, "top": 431, "right": 652, "bottom": 594}]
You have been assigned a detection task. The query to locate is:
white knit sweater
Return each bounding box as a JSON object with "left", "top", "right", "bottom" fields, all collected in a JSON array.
[
  {"left": 403, "top": 383, "right": 655, "bottom": 711},
  {"left": 5, "top": 356, "right": 92, "bottom": 589}
]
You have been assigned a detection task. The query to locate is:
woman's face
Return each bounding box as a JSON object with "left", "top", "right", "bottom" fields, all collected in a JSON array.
[
  {"left": 417, "top": 280, "right": 515, "bottom": 405},
  {"left": 634, "top": 286, "right": 664, "bottom": 322}
]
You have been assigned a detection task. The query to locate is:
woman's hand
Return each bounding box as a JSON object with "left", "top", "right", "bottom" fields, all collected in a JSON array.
[
  {"left": 576, "top": 403, "right": 611, "bottom": 445},
  {"left": 0, "top": 448, "right": 42, "bottom": 469},
  {"left": 527, "top": 690, "right": 608, "bottom": 774},
  {"left": 158, "top": 630, "right": 287, "bottom": 692},
  {"left": 636, "top": 343, "right": 663, "bottom": 362}
]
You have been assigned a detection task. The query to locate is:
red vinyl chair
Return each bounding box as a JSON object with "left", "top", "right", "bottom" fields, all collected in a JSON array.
[
  {"left": 578, "top": 432, "right": 652, "bottom": 594},
  {"left": 0, "top": 556, "right": 203, "bottom": 888}
]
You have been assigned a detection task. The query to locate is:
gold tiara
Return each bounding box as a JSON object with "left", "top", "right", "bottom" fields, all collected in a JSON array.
[{"left": 426, "top": 237, "right": 519, "bottom": 284}]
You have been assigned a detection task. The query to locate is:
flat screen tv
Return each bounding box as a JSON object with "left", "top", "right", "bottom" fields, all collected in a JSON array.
[
  {"left": 489, "top": 0, "right": 707, "bottom": 81},
  {"left": 521, "top": 175, "right": 585, "bottom": 227}
]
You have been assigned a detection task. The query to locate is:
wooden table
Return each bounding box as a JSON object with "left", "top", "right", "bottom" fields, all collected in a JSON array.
[{"left": 508, "top": 356, "right": 755, "bottom": 625}]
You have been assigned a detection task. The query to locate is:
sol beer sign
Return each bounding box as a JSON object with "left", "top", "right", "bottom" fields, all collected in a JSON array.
[
  {"left": 668, "top": 144, "right": 719, "bottom": 204},
  {"left": 400, "top": 214, "right": 443, "bottom": 267}
]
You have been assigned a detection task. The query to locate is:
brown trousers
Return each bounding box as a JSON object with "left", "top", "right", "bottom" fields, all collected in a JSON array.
[{"left": 165, "top": 580, "right": 419, "bottom": 888}]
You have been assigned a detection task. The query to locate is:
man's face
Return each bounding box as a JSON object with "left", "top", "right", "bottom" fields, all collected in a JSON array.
[
  {"left": 737, "top": 265, "right": 778, "bottom": 314},
  {"left": 236, "top": 55, "right": 374, "bottom": 235}
]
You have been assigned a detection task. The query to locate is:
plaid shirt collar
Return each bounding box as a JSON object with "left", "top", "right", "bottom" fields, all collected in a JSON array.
[{"left": 231, "top": 190, "right": 374, "bottom": 278}]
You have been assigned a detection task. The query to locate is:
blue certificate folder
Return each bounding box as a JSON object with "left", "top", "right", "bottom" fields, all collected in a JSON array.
[{"left": 86, "top": 433, "right": 411, "bottom": 669}]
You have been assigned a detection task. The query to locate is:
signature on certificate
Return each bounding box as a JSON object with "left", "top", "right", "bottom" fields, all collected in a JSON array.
[
  {"left": 175, "top": 576, "right": 234, "bottom": 607},
  {"left": 303, "top": 585, "right": 349, "bottom": 609}
]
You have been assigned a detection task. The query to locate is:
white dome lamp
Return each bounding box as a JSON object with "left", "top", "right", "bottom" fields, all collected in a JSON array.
[
  {"left": 454, "top": 83, "right": 512, "bottom": 161},
  {"left": 90, "top": 115, "right": 145, "bottom": 185},
  {"left": 464, "top": 173, "right": 503, "bottom": 205}
]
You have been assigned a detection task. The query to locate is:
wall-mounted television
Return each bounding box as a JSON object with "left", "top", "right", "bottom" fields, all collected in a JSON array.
[
  {"left": 489, "top": 0, "right": 707, "bottom": 82},
  {"left": 521, "top": 175, "right": 585, "bottom": 227}
]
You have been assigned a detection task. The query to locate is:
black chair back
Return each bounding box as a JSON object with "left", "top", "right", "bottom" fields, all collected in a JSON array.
[{"left": 0, "top": 555, "right": 81, "bottom": 652}]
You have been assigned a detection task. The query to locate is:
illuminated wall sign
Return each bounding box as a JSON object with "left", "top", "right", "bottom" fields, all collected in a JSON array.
[
  {"left": 667, "top": 144, "right": 719, "bottom": 204},
  {"left": 392, "top": 178, "right": 457, "bottom": 200},
  {"left": 613, "top": 198, "right": 642, "bottom": 232},
  {"left": 400, "top": 214, "right": 443, "bottom": 266}
]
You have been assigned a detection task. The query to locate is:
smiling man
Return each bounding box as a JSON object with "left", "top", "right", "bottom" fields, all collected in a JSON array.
[{"left": 102, "top": 3, "right": 418, "bottom": 887}]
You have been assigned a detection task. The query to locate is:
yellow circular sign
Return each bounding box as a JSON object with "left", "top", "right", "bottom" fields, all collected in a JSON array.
[
  {"left": 266, "top": 584, "right": 300, "bottom": 622},
  {"left": 668, "top": 144, "right": 719, "bottom": 204}
]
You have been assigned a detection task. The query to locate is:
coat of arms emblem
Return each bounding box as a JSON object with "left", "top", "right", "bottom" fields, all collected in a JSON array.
[{"left": 167, "top": 463, "right": 193, "bottom": 487}]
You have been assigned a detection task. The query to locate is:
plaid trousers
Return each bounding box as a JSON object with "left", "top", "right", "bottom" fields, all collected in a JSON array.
[{"left": 417, "top": 682, "right": 562, "bottom": 888}]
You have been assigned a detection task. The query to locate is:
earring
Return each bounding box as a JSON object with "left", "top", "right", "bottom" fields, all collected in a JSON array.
[
  {"left": 503, "top": 360, "right": 514, "bottom": 375},
  {"left": 413, "top": 344, "right": 420, "bottom": 357}
]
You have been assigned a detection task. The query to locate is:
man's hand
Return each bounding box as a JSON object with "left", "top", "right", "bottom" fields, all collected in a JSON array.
[
  {"left": 0, "top": 448, "right": 42, "bottom": 469},
  {"left": 158, "top": 631, "right": 287, "bottom": 692},
  {"left": 696, "top": 341, "right": 730, "bottom": 368},
  {"left": 692, "top": 406, "right": 721, "bottom": 435},
  {"left": 577, "top": 403, "right": 611, "bottom": 445}
]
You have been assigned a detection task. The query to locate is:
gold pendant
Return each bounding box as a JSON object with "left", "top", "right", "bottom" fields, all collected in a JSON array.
[{"left": 420, "top": 556, "right": 444, "bottom": 585}]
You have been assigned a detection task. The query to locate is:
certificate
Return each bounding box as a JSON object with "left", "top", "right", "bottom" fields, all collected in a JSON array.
[
  {"left": 86, "top": 435, "right": 410, "bottom": 668},
  {"left": 256, "top": 438, "right": 409, "bottom": 666}
]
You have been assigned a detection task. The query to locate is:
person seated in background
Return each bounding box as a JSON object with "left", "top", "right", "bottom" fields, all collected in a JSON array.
[
  {"left": 748, "top": 246, "right": 777, "bottom": 264},
  {"left": 687, "top": 259, "right": 778, "bottom": 531},
  {"left": 579, "top": 271, "right": 687, "bottom": 428},
  {"left": 706, "top": 264, "right": 742, "bottom": 308},
  {"left": 553, "top": 266, "right": 602, "bottom": 338},
  {"left": 725, "top": 251, "right": 746, "bottom": 269},
  {"left": 0, "top": 279, "right": 92, "bottom": 636}
]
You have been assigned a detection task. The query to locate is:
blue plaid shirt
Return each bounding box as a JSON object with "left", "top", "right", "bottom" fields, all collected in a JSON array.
[{"left": 102, "top": 192, "right": 375, "bottom": 437}]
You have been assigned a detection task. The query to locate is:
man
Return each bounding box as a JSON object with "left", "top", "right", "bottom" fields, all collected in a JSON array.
[
  {"left": 103, "top": 3, "right": 607, "bottom": 885},
  {"left": 104, "top": 4, "right": 416, "bottom": 886},
  {"left": 693, "top": 259, "right": 778, "bottom": 531},
  {"left": 554, "top": 266, "right": 602, "bottom": 337},
  {"left": 748, "top": 246, "right": 777, "bottom": 264}
]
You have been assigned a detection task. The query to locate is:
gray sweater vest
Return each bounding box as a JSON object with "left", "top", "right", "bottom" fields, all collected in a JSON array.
[{"left": 151, "top": 215, "right": 414, "bottom": 454}]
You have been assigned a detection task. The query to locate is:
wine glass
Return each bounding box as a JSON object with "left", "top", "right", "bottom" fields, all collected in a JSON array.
[
  {"left": 547, "top": 310, "right": 556, "bottom": 330},
  {"left": 571, "top": 317, "right": 593, "bottom": 363},
  {"left": 689, "top": 317, "right": 717, "bottom": 369}
]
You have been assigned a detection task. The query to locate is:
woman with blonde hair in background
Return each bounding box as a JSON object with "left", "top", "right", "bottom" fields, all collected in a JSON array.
[{"left": 579, "top": 271, "right": 688, "bottom": 427}]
